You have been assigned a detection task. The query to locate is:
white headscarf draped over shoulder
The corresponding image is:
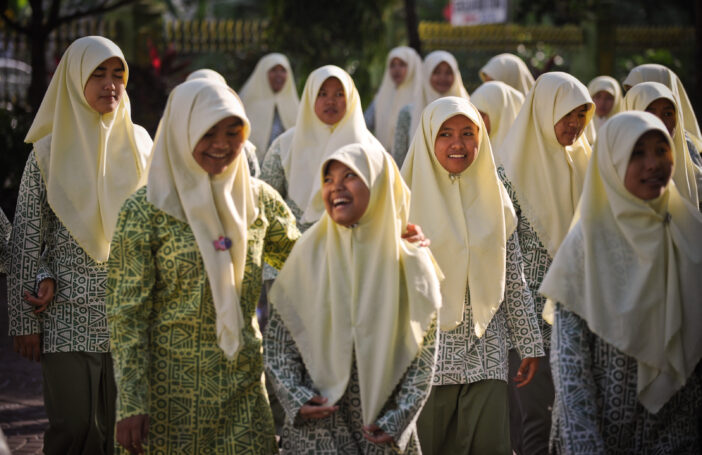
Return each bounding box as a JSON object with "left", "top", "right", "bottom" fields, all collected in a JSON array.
[
  {"left": 402, "top": 96, "right": 516, "bottom": 335},
  {"left": 498, "top": 72, "right": 594, "bottom": 257},
  {"left": 372, "top": 46, "right": 423, "bottom": 152},
  {"left": 280, "top": 65, "right": 382, "bottom": 224},
  {"left": 624, "top": 82, "right": 700, "bottom": 207},
  {"left": 479, "top": 53, "right": 535, "bottom": 96},
  {"left": 147, "top": 79, "right": 258, "bottom": 359},
  {"left": 410, "top": 50, "right": 469, "bottom": 135},
  {"left": 269, "top": 143, "right": 442, "bottom": 425},
  {"left": 24, "top": 35, "right": 152, "bottom": 263},
  {"left": 623, "top": 63, "right": 702, "bottom": 151},
  {"left": 587, "top": 75, "right": 623, "bottom": 131},
  {"left": 239, "top": 53, "right": 299, "bottom": 159},
  {"left": 540, "top": 111, "right": 702, "bottom": 414},
  {"left": 470, "top": 81, "right": 525, "bottom": 158}
]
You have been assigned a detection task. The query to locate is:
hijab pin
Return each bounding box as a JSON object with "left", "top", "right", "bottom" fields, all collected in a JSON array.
[
  {"left": 214, "top": 236, "right": 232, "bottom": 251},
  {"left": 448, "top": 173, "right": 461, "bottom": 183}
]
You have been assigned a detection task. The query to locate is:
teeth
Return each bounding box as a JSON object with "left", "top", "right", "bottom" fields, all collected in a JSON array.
[
  {"left": 333, "top": 198, "right": 350, "bottom": 206},
  {"left": 448, "top": 154, "right": 466, "bottom": 158}
]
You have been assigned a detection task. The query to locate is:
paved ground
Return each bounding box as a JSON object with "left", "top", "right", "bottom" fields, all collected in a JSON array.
[{"left": 0, "top": 276, "right": 47, "bottom": 454}]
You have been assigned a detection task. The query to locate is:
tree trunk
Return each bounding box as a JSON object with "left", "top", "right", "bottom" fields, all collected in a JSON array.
[{"left": 404, "top": 0, "right": 421, "bottom": 56}]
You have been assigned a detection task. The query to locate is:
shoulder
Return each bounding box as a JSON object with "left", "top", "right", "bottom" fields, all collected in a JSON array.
[{"left": 119, "top": 186, "right": 155, "bottom": 223}]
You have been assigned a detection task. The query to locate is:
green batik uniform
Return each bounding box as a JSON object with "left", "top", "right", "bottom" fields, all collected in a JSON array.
[{"left": 106, "top": 182, "right": 299, "bottom": 454}]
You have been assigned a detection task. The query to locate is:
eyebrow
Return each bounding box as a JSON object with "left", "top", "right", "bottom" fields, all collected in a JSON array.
[{"left": 226, "top": 120, "right": 243, "bottom": 128}]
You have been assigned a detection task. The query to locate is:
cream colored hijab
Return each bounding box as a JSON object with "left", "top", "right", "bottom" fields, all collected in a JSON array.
[
  {"left": 540, "top": 111, "right": 702, "bottom": 413},
  {"left": 587, "top": 75, "right": 623, "bottom": 132},
  {"left": 147, "top": 79, "right": 258, "bottom": 359},
  {"left": 280, "top": 65, "right": 382, "bottom": 224},
  {"left": 498, "top": 72, "right": 594, "bottom": 257},
  {"left": 187, "top": 68, "right": 228, "bottom": 84},
  {"left": 623, "top": 64, "right": 702, "bottom": 151},
  {"left": 470, "top": 81, "right": 525, "bottom": 159},
  {"left": 269, "top": 143, "right": 442, "bottom": 425},
  {"left": 402, "top": 97, "right": 516, "bottom": 335},
  {"left": 24, "top": 36, "right": 151, "bottom": 263},
  {"left": 624, "top": 82, "right": 700, "bottom": 207},
  {"left": 410, "top": 51, "right": 470, "bottom": 135},
  {"left": 239, "top": 53, "right": 299, "bottom": 159},
  {"left": 479, "top": 53, "right": 535, "bottom": 96},
  {"left": 372, "top": 46, "right": 423, "bottom": 152}
]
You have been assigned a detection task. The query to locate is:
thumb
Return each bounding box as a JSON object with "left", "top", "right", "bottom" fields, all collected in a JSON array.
[{"left": 308, "top": 395, "right": 328, "bottom": 405}]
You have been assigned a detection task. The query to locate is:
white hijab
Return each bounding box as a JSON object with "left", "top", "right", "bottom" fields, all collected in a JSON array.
[
  {"left": 24, "top": 36, "right": 152, "bottom": 263},
  {"left": 372, "top": 46, "right": 423, "bottom": 151},
  {"left": 540, "top": 111, "right": 702, "bottom": 413},
  {"left": 402, "top": 97, "right": 516, "bottom": 335},
  {"left": 147, "top": 79, "right": 258, "bottom": 359},
  {"left": 470, "top": 80, "right": 525, "bottom": 160},
  {"left": 270, "top": 143, "right": 442, "bottom": 425},
  {"left": 587, "top": 75, "right": 623, "bottom": 132},
  {"left": 479, "top": 53, "right": 535, "bottom": 96},
  {"left": 280, "top": 65, "right": 382, "bottom": 224},
  {"left": 239, "top": 53, "right": 299, "bottom": 159},
  {"left": 498, "top": 71, "right": 594, "bottom": 257}
]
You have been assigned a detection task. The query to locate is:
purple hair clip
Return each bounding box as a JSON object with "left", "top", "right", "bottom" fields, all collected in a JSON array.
[{"left": 213, "top": 236, "right": 232, "bottom": 251}]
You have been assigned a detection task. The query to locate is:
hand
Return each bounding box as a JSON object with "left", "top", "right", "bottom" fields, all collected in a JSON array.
[
  {"left": 23, "top": 278, "right": 55, "bottom": 314},
  {"left": 117, "top": 414, "right": 149, "bottom": 454},
  {"left": 298, "top": 395, "right": 338, "bottom": 420},
  {"left": 13, "top": 334, "right": 41, "bottom": 362},
  {"left": 402, "top": 223, "right": 431, "bottom": 247},
  {"left": 362, "top": 424, "right": 394, "bottom": 444},
  {"left": 513, "top": 357, "right": 539, "bottom": 388}
]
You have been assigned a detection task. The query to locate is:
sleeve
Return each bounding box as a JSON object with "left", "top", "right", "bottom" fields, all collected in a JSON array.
[
  {"left": 260, "top": 138, "right": 288, "bottom": 199},
  {"left": 0, "top": 208, "right": 11, "bottom": 274},
  {"left": 7, "top": 152, "right": 45, "bottom": 336},
  {"left": 263, "top": 307, "right": 317, "bottom": 425},
  {"left": 245, "top": 142, "right": 261, "bottom": 178},
  {"left": 503, "top": 231, "right": 544, "bottom": 359},
  {"left": 375, "top": 318, "right": 438, "bottom": 450},
  {"left": 391, "top": 105, "right": 412, "bottom": 167},
  {"left": 550, "top": 303, "right": 605, "bottom": 453},
  {"left": 364, "top": 98, "right": 376, "bottom": 132},
  {"left": 105, "top": 194, "right": 156, "bottom": 421},
  {"left": 261, "top": 184, "right": 300, "bottom": 270}
]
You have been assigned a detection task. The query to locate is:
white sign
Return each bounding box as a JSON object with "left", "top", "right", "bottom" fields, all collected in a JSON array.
[{"left": 451, "top": 0, "right": 508, "bottom": 26}]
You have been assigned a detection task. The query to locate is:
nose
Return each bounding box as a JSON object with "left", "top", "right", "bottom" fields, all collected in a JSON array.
[{"left": 212, "top": 134, "right": 229, "bottom": 149}]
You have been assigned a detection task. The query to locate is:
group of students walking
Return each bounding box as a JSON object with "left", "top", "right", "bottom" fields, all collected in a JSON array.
[{"left": 3, "top": 35, "right": 701, "bottom": 454}]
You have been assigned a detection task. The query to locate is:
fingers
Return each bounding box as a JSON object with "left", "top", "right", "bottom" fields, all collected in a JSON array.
[
  {"left": 514, "top": 358, "right": 539, "bottom": 388},
  {"left": 130, "top": 420, "right": 145, "bottom": 454},
  {"left": 14, "top": 335, "right": 41, "bottom": 362},
  {"left": 299, "top": 396, "right": 338, "bottom": 419},
  {"left": 362, "top": 425, "right": 394, "bottom": 444},
  {"left": 117, "top": 415, "right": 148, "bottom": 454}
]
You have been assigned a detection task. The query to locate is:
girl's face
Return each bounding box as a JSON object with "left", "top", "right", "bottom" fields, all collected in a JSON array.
[
  {"left": 389, "top": 57, "right": 408, "bottom": 86},
  {"left": 434, "top": 114, "right": 479, "bottom": 174},
  {"left": 314, "top": 77, "right": 347, "bottom": 125},
  {"left": 554, "top": 103, "right": 590, "bottom": 146},
  {"left": 623, "top": 130, "right": 673, "bottom": 200},
  {"left": 645, "top": 98, "right": 676, "bottom": 136},
  {"left": 268, "top": 64, "right": 287, "bottom": 93},
  {"left": 84, "top": 57, "right": 125, "bottom": 114},
  {"left": 430, "top": 62, "right": 454, "bottom": 94},
  {"left": 592, "top": 90, "right": 615, "bottom": 117},
  {"left": 322, "top": 160, "right": 370, "bottom": 227},
  {"left": 192, "top": 116, "right": 245, "bottom": 175}
]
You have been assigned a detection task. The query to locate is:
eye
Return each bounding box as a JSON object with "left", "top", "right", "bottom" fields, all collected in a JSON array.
[
  {"left": 438, "top": 131, "right": 451, "bottom": 137},
  {"left": 463, "top": 130, "right": 474, "bottom": 137},
  {"left": 631, "top": 148, "right": 644, "bottom": 157},
  {"left": 345, "top": 172, "right": 357, "bottom": 179},
  {"left": 317, "top": 90, "right": 326, "bottom": 98},
  {"left": 323, "top": 176, "right": 332, "bottom": 183},
  {"left": 335, "top": 91, "right": 344, "bottom": 97},
  {"left": 227, "top": 127, "right": 242, "bottom": 137}
]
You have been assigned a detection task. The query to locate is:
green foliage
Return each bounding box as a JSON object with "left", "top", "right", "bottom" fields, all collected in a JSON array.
[{"left": 265, "top": 0, "right": 401, "bottom": 107}]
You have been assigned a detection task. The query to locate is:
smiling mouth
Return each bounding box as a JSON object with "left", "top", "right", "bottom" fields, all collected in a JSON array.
[
  {"left": 332, "top": 197, "right": 351, "bottom": 207},
  {"left": 204, "top": 151, "right": 231, "bottom": 160},
  {"left": 641, "top": 175, "right": 666, "bottom": 186},
  {"left": 448, "top": 154, "right": 467, "bottom": 159}
]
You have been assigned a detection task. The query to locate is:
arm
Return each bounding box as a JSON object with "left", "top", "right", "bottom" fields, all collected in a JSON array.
[
  {"left": 259, "top": 137, "right": 288, "bottom": 199},
  {"left": 373, "top": 317, "right": 438, "bottom": 450},
  {"left": 503, "top": 231, "right": 545, "bottom": 387},
  {"left": 551, "top": 303, "right": 605, "bottom": 453},
  {"left": 263, "top": 307, "right": 318, "bottom": 425},
  {"left": 106, "top": 194, "right": 156, "bottom": 424},
  {"left": 0, "top": 208, "right": 10, "bottom": 274},
  {"left": 261, "top": 184, "right": 300, "bottom": 270},
  {"left": 391, "top": 106, "right": 412, "bottom": 167}
]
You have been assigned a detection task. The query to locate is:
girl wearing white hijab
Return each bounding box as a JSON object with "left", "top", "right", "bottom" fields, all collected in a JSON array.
[
  {"left": 624, "top": 63, "right": 702, "bottom": 152},
  {"left": 106, "top": 78, "right": 301, "bottom": 453},
  {"left": 7, "top": 36, "right": 152, "bottom": 455},
  {"left": 187, "top": 68, "right": 262, "bottom": 177},
  {"left": 479, "top": 53, "right": 535, "bottom": 96},
  {"left": 261, "top": 64, "right": 382, "bottom": 232},
  {"left": 264, "top": 142, "right": 442, "bottom": 454},
  {"left": 587, "top": 75, "right": 623, "bottom": 133},
  {"left": 470, "top": 80, "right": 525, "bottom": 160},
  {"left": 365, "top": 46, "right": 423, "bottom": 154},
  {"left": 392, "top": 50, "right": 469, "bottom": 165},
  {"left": 239, "top": 53, "right": 299, "bottom": 161},
  {"left": 624, "top": 81, "right": 702, "bottom": 208},
  {"left": 541, "top": 111, "right": 702, "bottom": 453},
  {"left": 401, "top": 96, "right": 543, "bottom": 454},
  {"left": 496, "top": 71, "right": 594, "bottom": 455}
]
